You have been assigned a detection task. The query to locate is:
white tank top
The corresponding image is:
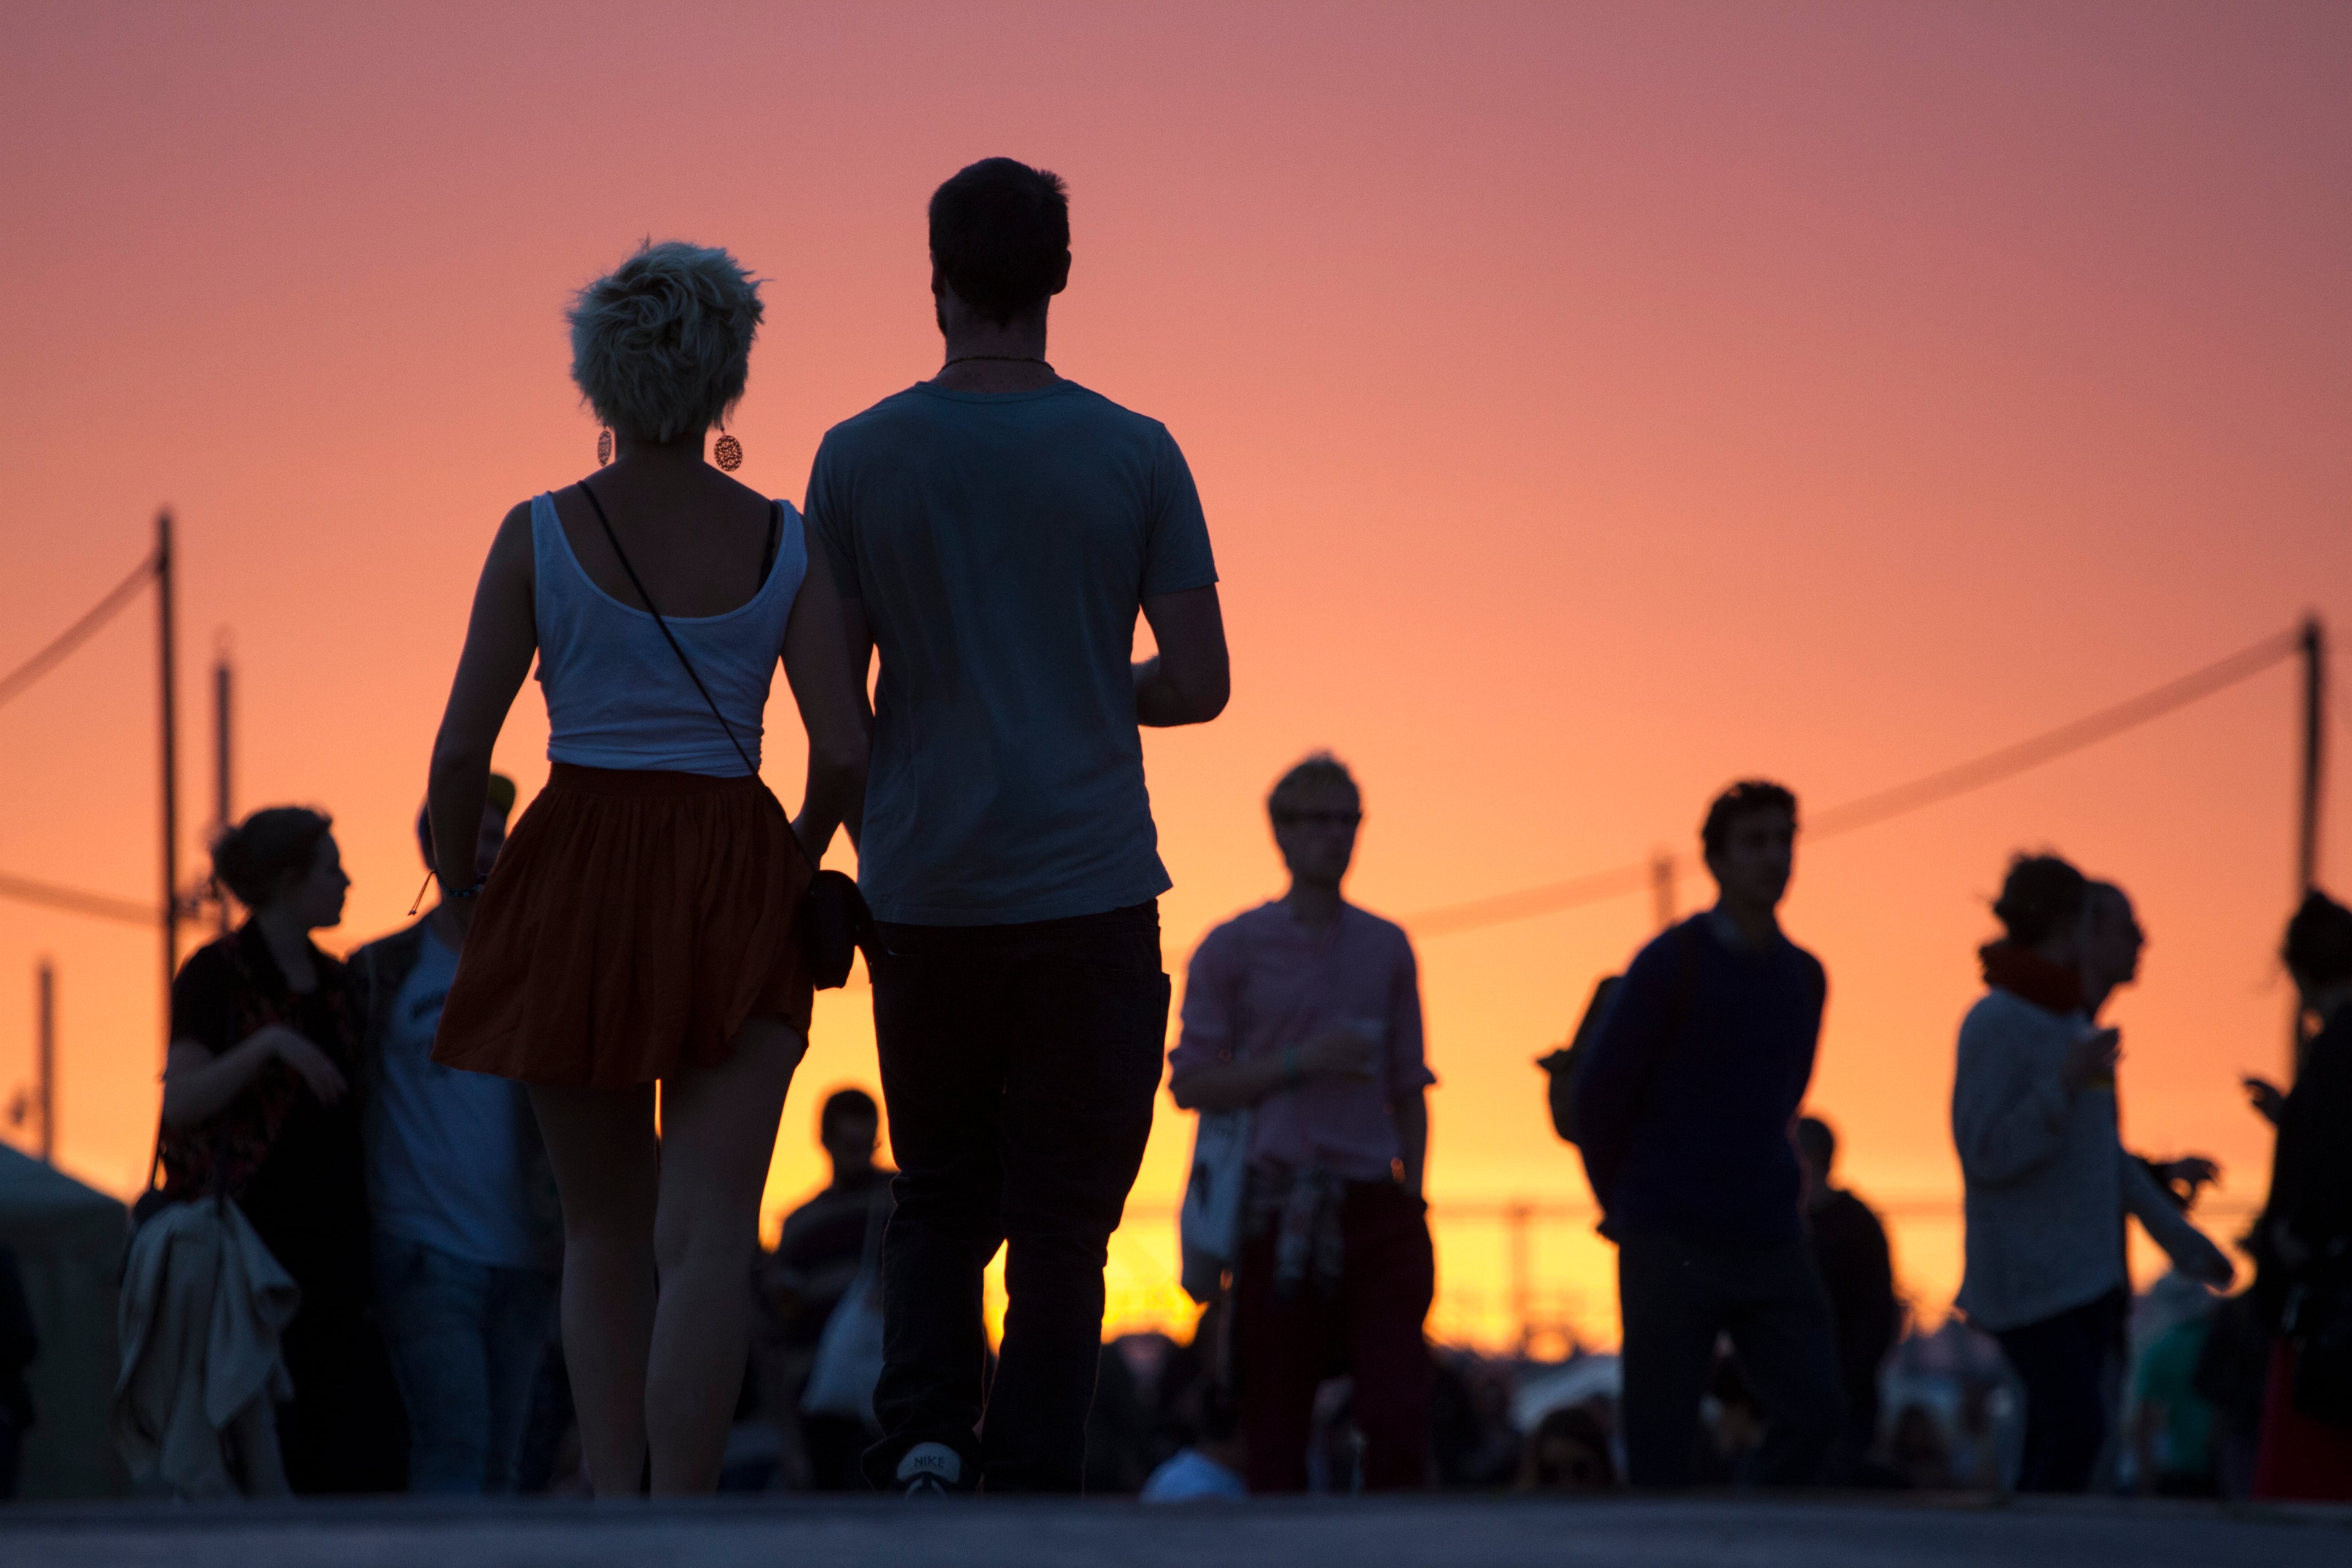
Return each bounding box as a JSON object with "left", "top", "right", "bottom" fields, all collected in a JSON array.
[{"left": 532, "top": 490, "right": 807, "bottom": 776}]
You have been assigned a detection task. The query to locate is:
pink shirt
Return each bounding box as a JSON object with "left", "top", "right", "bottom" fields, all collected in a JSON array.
[{"left": 1170, "top": 900, "right": 1434, "bottom": 1182}]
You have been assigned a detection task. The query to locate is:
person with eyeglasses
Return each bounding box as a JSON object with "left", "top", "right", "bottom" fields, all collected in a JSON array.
[{"left": 1168, "top": 752, "right": 1437, "bottom": 1492}]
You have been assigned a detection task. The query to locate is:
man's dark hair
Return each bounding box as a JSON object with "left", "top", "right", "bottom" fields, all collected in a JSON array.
[
  {"left": 1993, "top": 853, "right": 2088, "bottom": 947},
  {"left": 1795, "top": 1115, "right": 1836, "bottom": 1174},
  {"left": 1700, "top": 780, "right": 1799, "bottom": 859},
  {"left": 929, "top": 158, "right": 1070, "bottom": 326},
  {"left": 211, "top": 806, "right": 333, "bottom": 908},
  {"left": 820, "top": 1087, "right": 879, "bottom": 1143},
  {"left": 2284, "top": 888, "right": 2352, "bottom": 986},
  {"left": 1268, "top": 750, "right": 1360, "bottom": 821}
]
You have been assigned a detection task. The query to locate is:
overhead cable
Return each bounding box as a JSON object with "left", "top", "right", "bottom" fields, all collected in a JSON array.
[
  {"left": 1405, "top": 626, "right": 2304, "bottom": 937},
  {"left": 0, "top": 872, "right": 156, "bottom": 927},
  {"left": 0, "top": 552, "right": 159, "bottom": 714}
]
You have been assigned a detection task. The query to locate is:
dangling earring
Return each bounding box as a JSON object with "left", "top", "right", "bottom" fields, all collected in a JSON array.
[
  {"left": 596, "top": 429, "right": 613, "bottom": 466},
  {"left": 714, "top": 432, "right": 743, "bottom": 472}
]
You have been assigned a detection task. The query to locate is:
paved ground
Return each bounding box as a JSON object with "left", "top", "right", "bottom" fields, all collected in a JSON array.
[{"left": 2, "top": 1494, "right": 2348, "bottom": 1568}]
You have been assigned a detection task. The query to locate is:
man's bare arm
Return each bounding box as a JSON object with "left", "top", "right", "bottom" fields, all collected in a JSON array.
[
  {"left": 834, "top": 595, "right": 880, "bottom": 852},
  {"left": 1135, "top": 584, "right": 1229, "bottom": 727}
]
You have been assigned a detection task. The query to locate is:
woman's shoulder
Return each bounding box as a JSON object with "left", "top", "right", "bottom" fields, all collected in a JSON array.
[
  {"left": 1958, "top": 987, "right": 2063, "bottom": 1047},
  {"left": 173, "top": 935, "right": 242, "bottom": 990}
]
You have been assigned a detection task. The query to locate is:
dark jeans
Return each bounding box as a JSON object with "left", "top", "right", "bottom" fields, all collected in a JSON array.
[
  {"left": 373, "top": 1233, "right": 559, "bottom": 1494},
  {"left": 864, "top": 901, "right": 1170, "bottom": 1493},
  {"left": 1994, "top": 1287, "right": 2125, "bottom": 1494},
  {"left": 1235, "top": 1179, "right": 1436, "bottom": 1493},
  {"left": 1617, "top": 1225, "right": 1845, "bottom": 1488}
]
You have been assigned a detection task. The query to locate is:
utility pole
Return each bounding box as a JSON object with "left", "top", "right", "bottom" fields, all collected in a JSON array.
[
  {"left": 35, "top": 960, "right": 54, "bottom": 1165},
  {"left": 1650, "top": 849, "right": 1676, "bottom": 931},
  {"left": 2294, "top": 615, "right": 2328, "bottom": 1073},
  {"left": 157, "top": 510, "right": 179, "bottom": 1063},
  {"left": 1505, "top": 1199, "right": 1533, "bottom": 1354},
  {"left": 2298, "top": 615, "right": 2325, "bottom": 896},
  {"left": 214, "top": 634, "right": 233, "bottom": 934}
]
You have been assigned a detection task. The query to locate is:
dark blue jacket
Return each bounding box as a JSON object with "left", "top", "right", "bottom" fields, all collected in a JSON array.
[{"left": 1575, "top": 915, "right": 1826, "bottom": 1245}]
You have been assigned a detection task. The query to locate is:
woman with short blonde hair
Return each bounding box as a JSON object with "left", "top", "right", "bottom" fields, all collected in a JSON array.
[{"left": 427, "top": 240, "right": 868, "bottom": 1495}]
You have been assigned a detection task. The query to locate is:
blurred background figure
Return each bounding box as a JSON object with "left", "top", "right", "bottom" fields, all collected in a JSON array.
[
  {"left": 755, "top": 1089, "right": 892, "bottom": 1490},
  {"left": 1795, "top": 1114, "right": 1902, "bottom": 1484},
  {"left": 1516, "top": 1404, "right": 1616, "bottom": 1494},
  {"left": 350, "top": 777, "right": 561, "bottom": 1494},
  {"left": 0, "top": 1244, "right": 33, "bottom": 1499},
  {"left": 1139, "top": 1301, "right": 1245, "bottom": 1502},
  {"left": 1168, "top": 753, "right": 1436, "bottom": 1494},
  {"left": 1953, "top": 853, "right": 2231, "bottom": 1494},
  {"left": 2130, "top": 1266, "right": 2222, "bottom": 1496},
  {"left": 151, "top": 807, "right": 406, "bottom": 1493},
  {"left": 2249, "top": 891, "right": 2352, "bottom": 1501},
  {"left": 1576, "top": 781, "right": 1843, "bottom": 1488}
]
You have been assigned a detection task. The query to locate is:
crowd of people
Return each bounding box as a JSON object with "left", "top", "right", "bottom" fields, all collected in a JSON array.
[{"left": 95, "top": 155, "right": 2352, "bottom": 1506}]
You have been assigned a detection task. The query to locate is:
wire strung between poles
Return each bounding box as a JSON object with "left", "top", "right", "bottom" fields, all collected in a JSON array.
[
  {"left": 1404, "top": 625, "right": 2307, "bottom": 937},
  {"left": 0, "top": 551, "right": 159, "bottom": 714},
  {"left": 0, "top": 872, "right": 155, "bottom": 927}
]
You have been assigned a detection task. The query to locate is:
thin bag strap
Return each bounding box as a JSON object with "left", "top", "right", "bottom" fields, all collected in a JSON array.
[{"left": 576, "top": 480, "right": 819, "bottom": 880}]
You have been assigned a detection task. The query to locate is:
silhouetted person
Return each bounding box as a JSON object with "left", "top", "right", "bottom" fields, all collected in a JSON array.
[
  {"left": 1575, "top": 780, "right": 1843, "bottom": 1487},
  {"left": 1169, "top": 754, "right": 1435, "bottom": 1492},
  {"left": 349, "top": 780, "right": 561, "bottom": 1494},
  {"left": 427, "top": 240, "right": 871, "bottom": 1496},
  {"left": 1795, "top": 1115, "right": 1899, "bottom": 1477},
  {"left": 1953, "top": 854, "right": 2230, "bottom": 1493},
  {"left": 159, "top": 807, "right": 406, "bottom": 1492},
  {"left": 758, "top": 1088, "right": 893, "bottom": 1489},
  {"left": 2250, "top": 890, "right": 2352, "bottom": 1500},
  {"left": 0, "top": 1245, "right": 33, "bottom": 1499},
  {"left": 805, "top": 158, "right": 1229, "bottom": 1494}
]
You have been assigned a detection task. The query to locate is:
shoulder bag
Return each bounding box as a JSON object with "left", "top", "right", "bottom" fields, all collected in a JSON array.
[{"left": 579, "top": 480, "right": 873, "bottom": 988}]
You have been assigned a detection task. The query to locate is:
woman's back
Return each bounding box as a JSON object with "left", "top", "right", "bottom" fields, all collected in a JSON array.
[{"left": 535, "top": 469, "right": 806, "bottom": 777}]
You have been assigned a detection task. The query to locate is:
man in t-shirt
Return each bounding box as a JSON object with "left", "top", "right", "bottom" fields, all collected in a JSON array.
[
  {"left": 350, "top": 775, "right": 563, "bottom": 1494},
  {"left": 1168, "top": 754, "right": 1436, "bottom": 1492},
  {"left": 1573, "top": 780, "right": 1843, "bottom": 1488},
  {"left": 805, "top": 157, "right": 1228, "bottom": 1495}
]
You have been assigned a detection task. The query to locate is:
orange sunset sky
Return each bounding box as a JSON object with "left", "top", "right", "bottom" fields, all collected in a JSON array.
[{"left": 3, "top": 2, "right": 2348, "bottom": 1348}]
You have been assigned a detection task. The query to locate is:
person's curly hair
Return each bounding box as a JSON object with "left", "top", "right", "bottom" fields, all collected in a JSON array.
[
  {"left": 1992, "top": 852, "right": 2088, "bottom": 947},
  {"left": 2284, "top": 888, "right": 2352, "bottom": 986},
  {"left": 568, "top": 241, "right": 763, "bottom": 442}
]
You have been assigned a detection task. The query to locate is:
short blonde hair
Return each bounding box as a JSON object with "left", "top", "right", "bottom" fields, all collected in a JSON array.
[{"left": 567, "top": 241, "right": 763, "bottom": 442}]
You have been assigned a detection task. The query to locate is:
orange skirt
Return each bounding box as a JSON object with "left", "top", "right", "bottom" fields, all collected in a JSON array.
[{"left": 432, "top": 763, "right": 813, "bottom": 1089}]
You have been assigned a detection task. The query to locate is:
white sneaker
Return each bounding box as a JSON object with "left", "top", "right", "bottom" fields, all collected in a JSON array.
[{"left": 894, "top": 1441, "right": 964, "bottom": 1497}]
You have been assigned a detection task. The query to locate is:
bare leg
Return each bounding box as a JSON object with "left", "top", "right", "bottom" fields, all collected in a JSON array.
[
  {"left": 644, "top": 1016, "right": 807, "bottom": 1494},
  {"left": 529, "top": 1080, "right": 659, "bottom": 1497}
]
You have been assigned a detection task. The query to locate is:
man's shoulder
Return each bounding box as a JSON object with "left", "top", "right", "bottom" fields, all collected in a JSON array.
[
  {"left": 1626, "top": 919, "right": 1698, "bottom": 978},
  {"left": 1195, "top": 900, "right": 1285, "bottom": 954},
  {"left": 1780, "top": 936, "right": 1828, "bottom": 988},
  {"left": 1340, "top": 902, "right": 1415, "bottom": 955},
  {"left": 1822, "top": 1186, "right": 1886, "bottom": 1237},
  {"left": 815, "top": 386, "right": 933, "bottom": 451},
  {"left": 1054, "top": 381, "right": 1175, "bottom": 436}
]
